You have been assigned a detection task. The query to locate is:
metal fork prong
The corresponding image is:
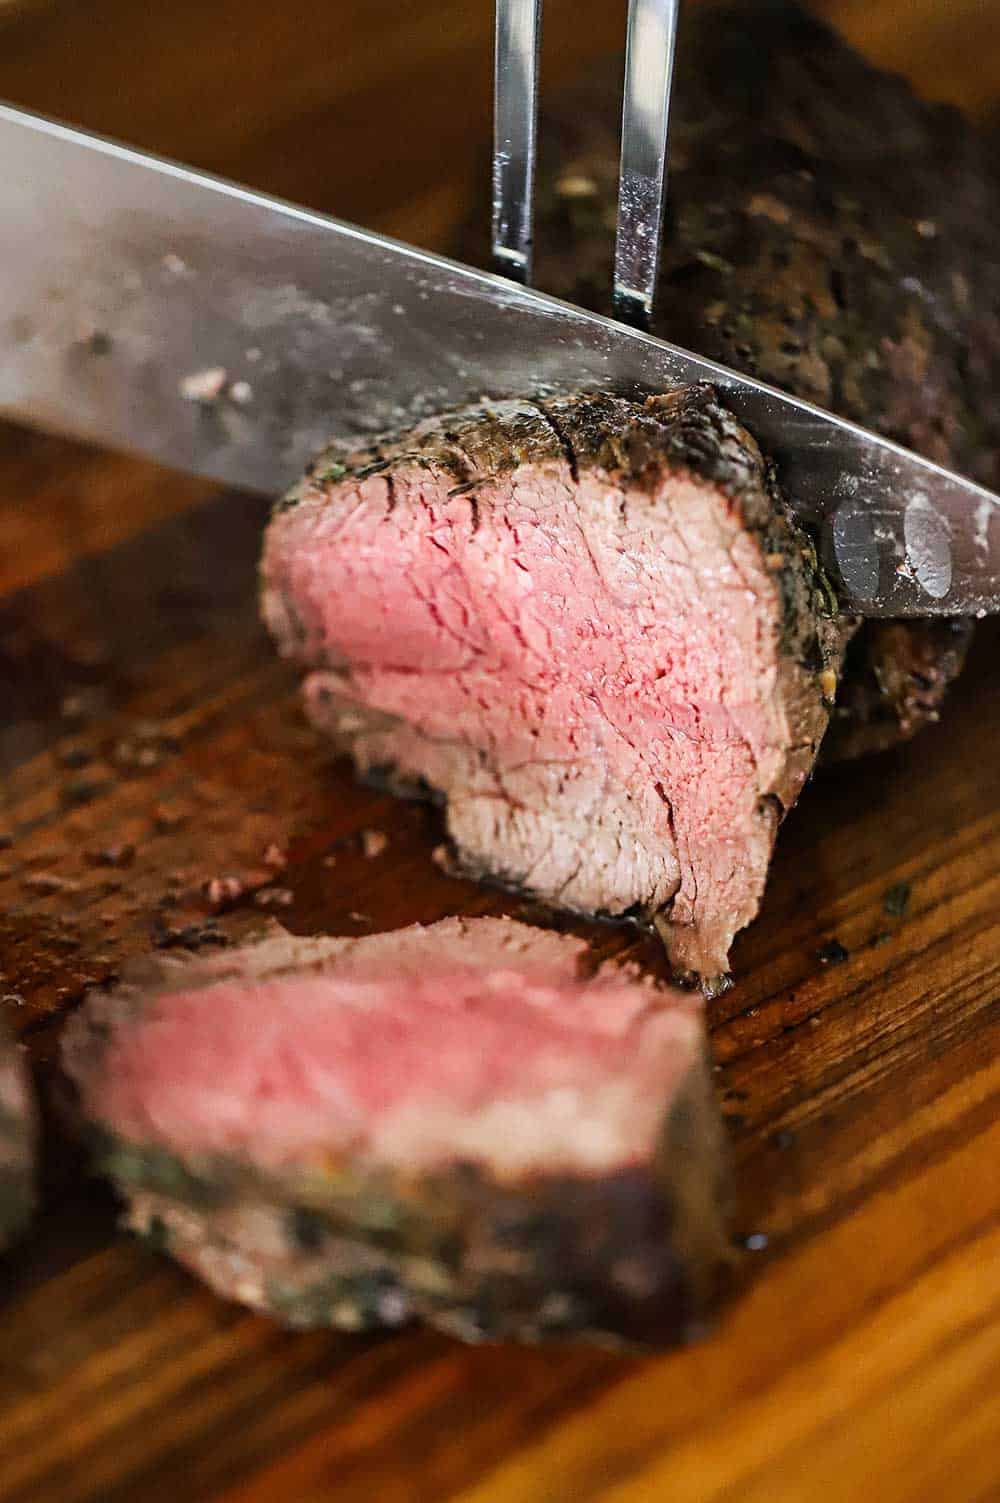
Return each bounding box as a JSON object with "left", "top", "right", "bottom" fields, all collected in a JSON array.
[
  {"left": 613, "top": 0, "right": 680, "bottom": 329},
  {"left": 492, "top": 0, "right": 543, "bottom": 284}
]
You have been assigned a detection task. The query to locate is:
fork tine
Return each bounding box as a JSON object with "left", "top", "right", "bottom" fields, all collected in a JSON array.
[
  {"left": 492, "top": 0, "right": 543, "bottom": 284},
  {"left": 613, "top": 0, "right": 680, "bottom": 329}
]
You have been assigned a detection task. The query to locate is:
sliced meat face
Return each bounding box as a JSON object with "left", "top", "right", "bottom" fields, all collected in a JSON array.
[
  {"left": 262, "top": 387, "right": 845, "bottom": 984},
  {"left": 0, "top": 1024, "right": 36, "bottom": 1251},
  {"left": 63, "top": 918, "right": 733, "bottom": 1347}
]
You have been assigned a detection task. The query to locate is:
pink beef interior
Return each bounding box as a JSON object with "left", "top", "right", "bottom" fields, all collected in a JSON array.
[
  {"left": 264, "top": 453, "right": 800, "bottom": 977},
  {"left": 79, "top": 921, "right": 701, "bottom": 1180}
]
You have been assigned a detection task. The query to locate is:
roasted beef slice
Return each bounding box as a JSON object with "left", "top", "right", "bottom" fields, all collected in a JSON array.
[
  {"left": 262, "top": 387, "right": 845, "bottom": 984},
  {"left": 63, "top": 918, "right": 732, "bottom": 1347},
  {"left": 0, "top": 1023, "right": 36, "bottom": 1251}
]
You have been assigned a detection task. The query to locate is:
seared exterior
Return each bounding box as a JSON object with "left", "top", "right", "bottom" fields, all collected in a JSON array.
[
  {"left": 462, "top": 0, "right": 998, "bottom": 755},
  {"left": 263, "top": 387, "right": 846, "bottom": 983},
  {"left": 63, "top": 919, "right": 734, "bottom": 1347},
  {"left": 0, "top": 1023, "right": 36, "bottom": 1251},
  {"left": 115, "top": 1120, "right": 729, "bottom": 1347}
]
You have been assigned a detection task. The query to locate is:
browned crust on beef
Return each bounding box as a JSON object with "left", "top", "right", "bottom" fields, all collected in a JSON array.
[
  {"left": 826, "top": 619, "right": 974, "bottom": 758},
  {"left": 0, "top": 1024, "right": 36, "bottom": 1251},
  {"left": 456, "top": 0, "right": 1000, "bottom": 757},
  {"left": 92, "top": 1051, "right": 733, "bottom": 1347}
]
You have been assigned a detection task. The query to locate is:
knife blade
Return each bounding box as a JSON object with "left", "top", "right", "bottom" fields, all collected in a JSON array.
[{"left": 1, "top": 101, "right": 998, "bottom": 618}]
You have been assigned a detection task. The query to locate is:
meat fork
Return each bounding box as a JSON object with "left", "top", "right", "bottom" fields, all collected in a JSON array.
[{"left": 492, "top": 0, "right": 679, "bottom": 328}]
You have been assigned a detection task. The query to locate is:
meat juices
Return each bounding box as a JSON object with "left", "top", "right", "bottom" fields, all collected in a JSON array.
[
  {"left": 262, "top": 387, "right": 845, "bottom": 985},
  {"left": 63, "top": 918, "right": 732, "bottom": 1346},
  {"left": 0, "top": 1024, "right": 36, "bottom": 1251}
]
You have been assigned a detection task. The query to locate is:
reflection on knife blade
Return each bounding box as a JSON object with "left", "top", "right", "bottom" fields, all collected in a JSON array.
[{"left": 0, "top": 101, "right": 998, "bottom": 617}]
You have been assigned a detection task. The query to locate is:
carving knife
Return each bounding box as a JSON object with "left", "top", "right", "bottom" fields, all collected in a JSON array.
[{"left": 1, "top": 100, "right": 998, "bottom": 617}]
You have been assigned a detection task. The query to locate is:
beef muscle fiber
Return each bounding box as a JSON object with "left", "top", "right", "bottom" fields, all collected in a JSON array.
[
  {"left": 262, "top": 386, "right": 844, "bottom": 983},
  {"left": 0, "top": 1023, "right": 36, "bottom": 1251},
  {"left": 498, "top": 0, "right": 1000, "bottom": 756},
  {"left": 63, "top": 918, "right": 733, "bottom": 1347}
]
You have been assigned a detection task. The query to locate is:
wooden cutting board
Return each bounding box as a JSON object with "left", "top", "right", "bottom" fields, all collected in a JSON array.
[{"left": 2, "top": 3, "right": 1000, "bottom": 1500}]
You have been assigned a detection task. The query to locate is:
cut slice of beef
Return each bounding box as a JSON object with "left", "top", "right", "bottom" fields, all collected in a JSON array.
[
  {"left": 480, "top": 0, "right": 1000, "bottom": 759},
  {"left": 262, "top": 386, "right": 845, "bottom": 984},
  {"left": 63, "top": 917, "right": 733, "bottom": 1346},
  {"left": 0, "top": 1023, "right": 36, "bottom": 1251}
]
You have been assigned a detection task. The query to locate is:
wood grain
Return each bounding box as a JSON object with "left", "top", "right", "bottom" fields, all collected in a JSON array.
[{"left": 2, "top": 3, "right": 1000, "bottom": 1501}]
